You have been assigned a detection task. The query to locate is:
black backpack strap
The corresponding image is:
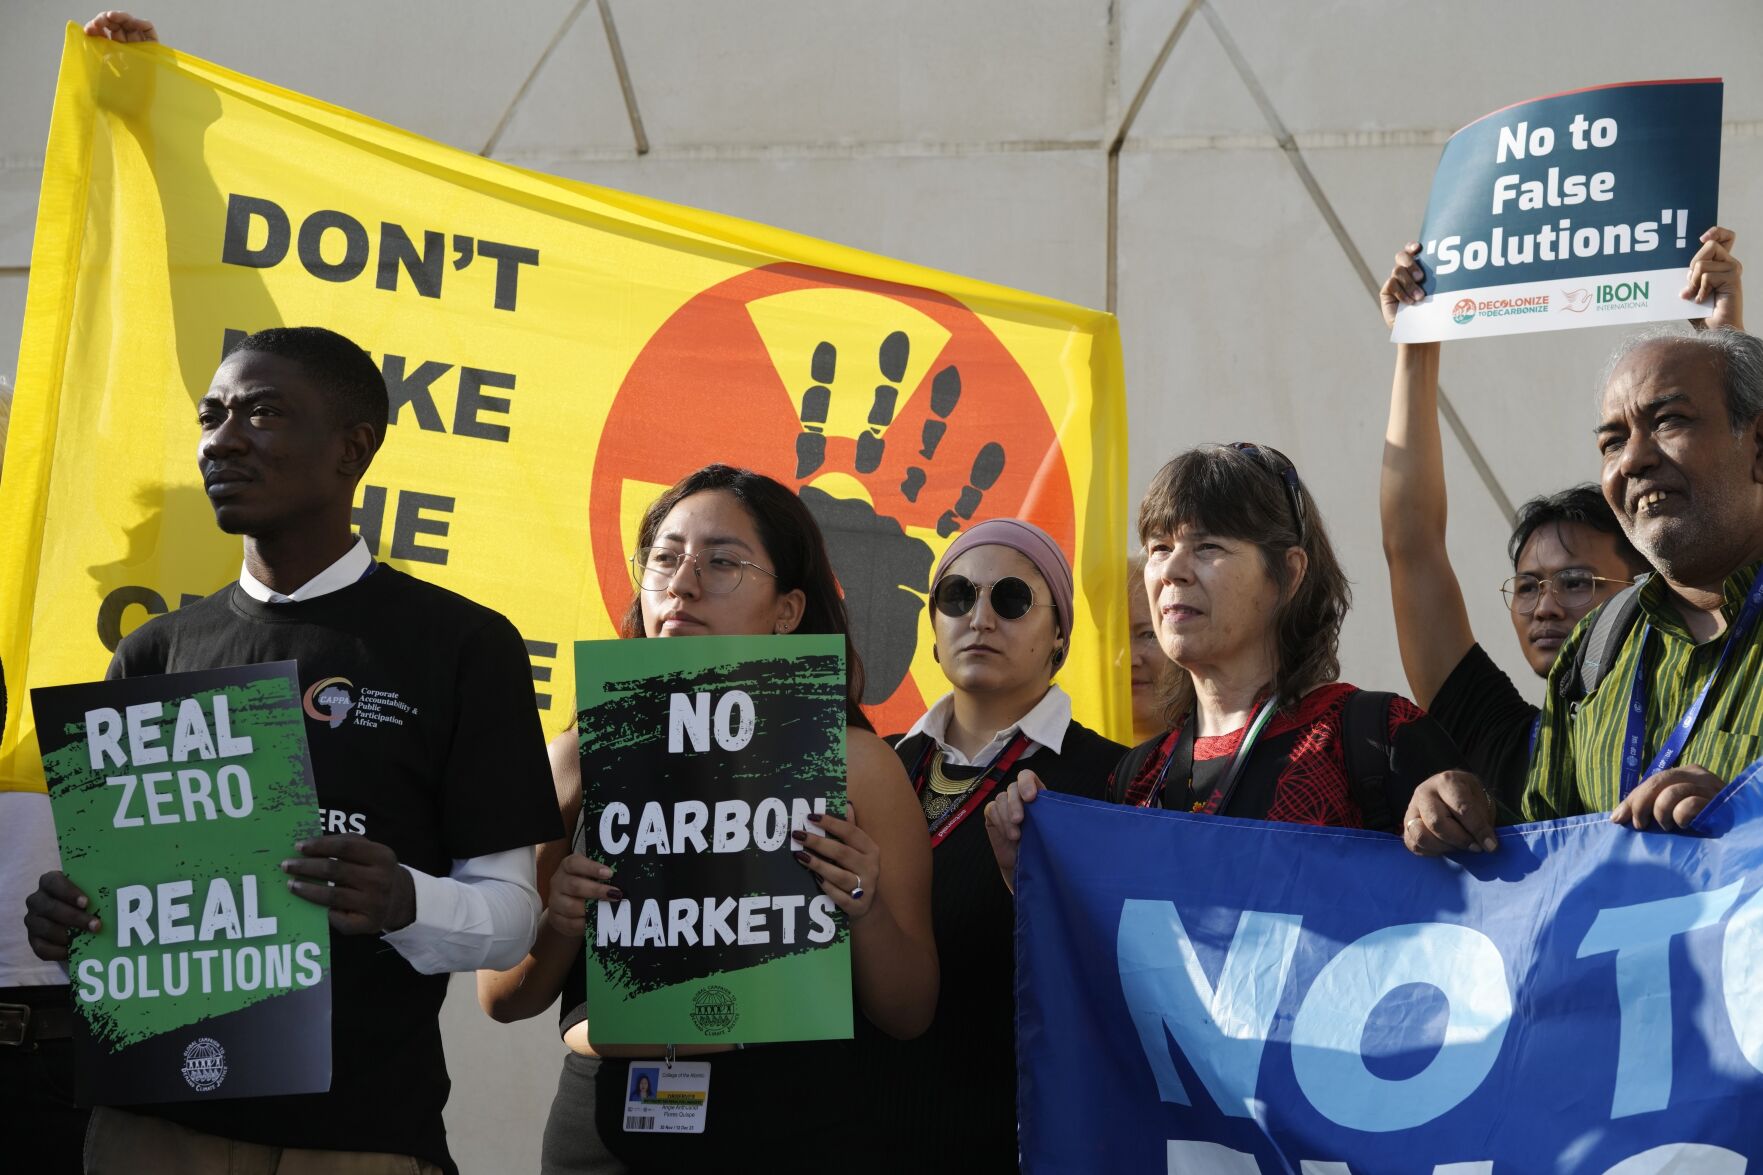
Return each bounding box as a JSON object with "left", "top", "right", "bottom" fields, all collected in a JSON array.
[
  {"left": 1343, "top": 689, "right": 1399, "bottom": 832},
  {"left": 1107, "top": 739, "right": 1163, "bottom": 806},
  {"left": 1562, "top": 581, "right": 1646, "bottom": 706}
]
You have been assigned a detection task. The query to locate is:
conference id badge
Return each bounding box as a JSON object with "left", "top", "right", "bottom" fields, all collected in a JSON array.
[{"left": 621, "top": 1061, "right": 711, "bottom": 1134}]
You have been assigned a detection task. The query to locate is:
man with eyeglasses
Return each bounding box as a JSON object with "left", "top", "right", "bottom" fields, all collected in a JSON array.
[
  {"left": 1379, "top": 226, "right": 1742, "bottom": 822},
  {"left": 1407, "top": 322, "right": 1763, "bottom": 855}
]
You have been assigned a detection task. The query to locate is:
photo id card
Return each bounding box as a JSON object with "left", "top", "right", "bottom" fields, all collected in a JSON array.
[{"left": 622, "top": 1061, "right": 711, "bottom": 1134}]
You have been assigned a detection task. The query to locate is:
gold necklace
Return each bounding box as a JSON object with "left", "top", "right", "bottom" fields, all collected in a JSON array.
[
  {"left": 927, "top": 753, "right": 976, "bottom": 796},
  {"left": 919, "top": 751, "right": 983, "bottom": 821}
]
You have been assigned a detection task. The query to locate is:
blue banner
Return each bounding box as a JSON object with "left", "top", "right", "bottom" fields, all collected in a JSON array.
[
  {"left": 1016, "top": 767, "right": 1763, "bottom": 1174},
  {"left": 1391, "top": 79, "right": 1722, "bottom": 342}
]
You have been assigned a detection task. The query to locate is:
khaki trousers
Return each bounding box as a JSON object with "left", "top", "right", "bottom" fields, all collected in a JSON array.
[{"left": 84, "top": 1106, "right": 444, "bottom": 1175}]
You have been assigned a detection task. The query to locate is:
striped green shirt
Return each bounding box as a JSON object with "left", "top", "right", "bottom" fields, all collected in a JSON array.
[{"left": 1522, "top": 560, "right": 1763, "bottom": 821}]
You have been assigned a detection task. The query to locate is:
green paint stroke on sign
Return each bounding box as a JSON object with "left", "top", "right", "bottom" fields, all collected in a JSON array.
[
  {"left": 33, "top": 664, "right": 328, "bottom": 1050},
  {"left": 575, "top": 634, "right": 853, "bottom": 1044}
]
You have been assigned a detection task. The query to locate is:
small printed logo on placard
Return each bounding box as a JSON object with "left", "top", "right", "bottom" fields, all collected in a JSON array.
[
  {"left": 689, "top": 985, "right": 739, "bottom": 1036},
  {"left": 181, "top": 1037, "right": 228, "bottom": 1092},
  {"left": 1451, "top": 298, "right": 1477, "bottom": 325}
]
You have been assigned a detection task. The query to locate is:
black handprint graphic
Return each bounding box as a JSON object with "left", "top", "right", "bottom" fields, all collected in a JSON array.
[
  {"left": 593, "top": 263, "right": 1075, "bottom": 730},
  {"left": 789, "top": 328, "right": 1014, "bottom": 701}
]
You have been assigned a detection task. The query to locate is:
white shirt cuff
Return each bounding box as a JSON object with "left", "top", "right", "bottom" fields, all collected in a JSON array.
[{"left": 380, "top": 847, "right": 539, "bottom": 974}]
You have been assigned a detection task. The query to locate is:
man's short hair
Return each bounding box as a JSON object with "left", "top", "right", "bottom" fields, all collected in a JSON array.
[
  {"left": 228, "top": 326, "right": 389, "bottom": 446},
  {"left": 1602, "top": 325, "right": 1763, "bottom": 432},
  {"left": 1507, "top": 483, "right": 1644, "bottom": 573}
]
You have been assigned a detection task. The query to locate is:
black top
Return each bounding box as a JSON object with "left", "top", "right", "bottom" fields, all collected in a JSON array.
[
  {"left": 853, "top": 720, "right": 1123, "bottom": 1172},
  {"left": 1426, "top": 642, "right": 1539, "bottom": 815},
  {"left": 106, "top": 567, "right": 560, "bottom": 1174}
]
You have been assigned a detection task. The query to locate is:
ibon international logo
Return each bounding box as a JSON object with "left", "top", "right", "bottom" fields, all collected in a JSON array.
[
  {"left": 181, "top": 1037, "right": 228, "bottom": 1092},
  {"left": 302, "top": 676, "right": 355, "bottom": 729},
  {"left": 1451, "top": 298, "right": 1477, "bottom": 325},
  {"left": 1596, "top": 280, "right": 1651, "bottom": 313}
]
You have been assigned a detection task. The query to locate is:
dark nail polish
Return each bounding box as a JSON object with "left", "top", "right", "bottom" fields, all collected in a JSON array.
[
  {"left": 607, "top": 888, "right": 625, "bottom": 902},
  {"left": 794, "top": 851, "right": 810, "bottom": 864},
  {"left": 807, "top": 812, "right": 823, "bottom": 824},
  {"left": 791, "top": 829, "right": 806, "bottom": 842}
]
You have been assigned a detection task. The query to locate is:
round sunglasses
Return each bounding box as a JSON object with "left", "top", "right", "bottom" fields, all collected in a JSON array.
[{"left": 930, "top": 574, "right": 1056, "bottom": 621}]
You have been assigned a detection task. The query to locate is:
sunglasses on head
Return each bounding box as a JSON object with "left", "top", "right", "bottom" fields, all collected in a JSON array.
[
  {"left": 1227, "top": 441, "right": 1307, "bottom": 547},
  {"left": 930, "top": 575, "right": 1056, "bottom": 622}
]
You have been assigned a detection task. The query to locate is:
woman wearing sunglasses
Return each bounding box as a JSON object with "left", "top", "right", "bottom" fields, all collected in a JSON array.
[
  {"left": 858, "top": 518, "right": 1125, "bottom": 1172},
  {"left": 986, "top": 444, "right": 1462, "bottom": 884},
  {"left": 477, "top": 465, "right": 936, "bottom": 1174}
]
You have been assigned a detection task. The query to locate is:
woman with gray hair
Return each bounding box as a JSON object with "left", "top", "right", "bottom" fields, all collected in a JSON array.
[{"left": 858, "top": 517, "right": 1125, "bottom": 1173}]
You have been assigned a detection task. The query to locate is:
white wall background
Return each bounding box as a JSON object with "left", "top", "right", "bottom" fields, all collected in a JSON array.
[{"left": 4, "top": 2, "right": 1761, "bottom": 1170}]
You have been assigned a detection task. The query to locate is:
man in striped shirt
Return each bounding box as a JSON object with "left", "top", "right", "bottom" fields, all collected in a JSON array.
[{"left": 1406, "top": 325, "right": 1763, "bottom": 854}]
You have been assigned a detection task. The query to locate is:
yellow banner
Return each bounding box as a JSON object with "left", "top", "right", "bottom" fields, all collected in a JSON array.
[{"left": 0, "top": 27, "right": 1127, "bottom": 794}]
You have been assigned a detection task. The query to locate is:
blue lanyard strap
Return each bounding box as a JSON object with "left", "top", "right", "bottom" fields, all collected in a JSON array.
[{"left": 1619, "top": 564, "right": 1763, "bottom": 798}]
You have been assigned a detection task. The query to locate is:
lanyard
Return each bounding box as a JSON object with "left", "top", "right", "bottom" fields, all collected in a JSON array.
[
  {"left": 910, "top": 730, "right": 1034, "bottom": 848},
  {"left": 1141, "top": 694, "right": 1278, "bottom": 813},
  {"left": 1618, "top": 564, "right": 1763, "bottom": 798}
]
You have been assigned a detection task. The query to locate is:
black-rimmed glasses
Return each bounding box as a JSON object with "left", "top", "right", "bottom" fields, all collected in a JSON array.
[
  {"left": 630, "top": 546, "right": 778, "bottom": 595},
  {"left": 1501, "top": 570, "right": 1634, "bottom": 615},
  {"left": 930, "top": 575, "right": 1055, "bottom": 621},
  {"left": 1228, "top": 441, "right": 1307, "bottom": 547}
]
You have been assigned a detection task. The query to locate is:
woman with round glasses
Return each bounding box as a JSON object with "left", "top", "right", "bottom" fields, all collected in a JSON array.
[
  {"left": 858, "top": 517, "right": 1125, "bottom": 1172},
  {"left": 478, "top": 464, "right": 936, "bottom": 1174},
  {"left": 987, "top": 444, "right": 1462, "bottom": 882}
]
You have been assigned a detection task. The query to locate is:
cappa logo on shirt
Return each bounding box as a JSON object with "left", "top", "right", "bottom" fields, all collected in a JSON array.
[
  {"left": 303, "top": 677, "right": 356, "bottom": 728},
  {"left": 303, "top": 676, "right": 417, "bottom": 731}
]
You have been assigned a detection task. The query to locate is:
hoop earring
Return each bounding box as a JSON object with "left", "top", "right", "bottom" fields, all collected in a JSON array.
[{"left": 932, "top": 644, "right": 940, "bottom": 664}]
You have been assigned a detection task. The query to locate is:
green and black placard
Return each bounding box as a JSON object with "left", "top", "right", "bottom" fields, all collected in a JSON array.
[
  {"left": 575, "top": 634, "right": 853, "bottom": 1044},
  {"left": 30, "top": 662, "right": 331, "bottom": 1104}
]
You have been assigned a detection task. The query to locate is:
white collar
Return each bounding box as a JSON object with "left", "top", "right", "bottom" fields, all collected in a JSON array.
[
  {"left": 903, "top": 684, "right": 1073, "bottom": 768},
  {"left": 239, "top": 537, "right": 373, "bottom": 604}
]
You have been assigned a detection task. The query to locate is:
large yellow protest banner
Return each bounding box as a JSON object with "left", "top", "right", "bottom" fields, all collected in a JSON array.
[{"left": 0, "top": 28, "right": 1127, "bottom": 793}]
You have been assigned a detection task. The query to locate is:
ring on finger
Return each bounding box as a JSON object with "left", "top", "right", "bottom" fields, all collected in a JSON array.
[{"left": 850, "top": 876, "right": 865, "bottom": 901}]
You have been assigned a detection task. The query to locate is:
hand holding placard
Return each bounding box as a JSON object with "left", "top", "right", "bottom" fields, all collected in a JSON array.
[
  {"left": 22, "top": 870, "right": 101, "bottom": 962},
  {"left": 280, "top": 835, "right": 417, "bottom": 935}
]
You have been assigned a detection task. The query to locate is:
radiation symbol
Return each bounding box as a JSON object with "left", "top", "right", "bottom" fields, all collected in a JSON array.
[{"left": 590, "top": 262, "right": 1076, "bottom": 735}]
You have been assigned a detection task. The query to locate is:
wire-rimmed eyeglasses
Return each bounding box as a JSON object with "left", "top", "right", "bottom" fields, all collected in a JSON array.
[
  {"left": 1500, "top": 569, "right": 1634, "bottom": 615},
  {"left": 630, "top": 546, "right": 778, "bottom": 595}
]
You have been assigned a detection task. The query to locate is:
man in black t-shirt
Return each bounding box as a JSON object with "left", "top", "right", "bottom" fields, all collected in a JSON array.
[{"left": 23, "top": 326, "right": 560, "bottom": 1174}]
